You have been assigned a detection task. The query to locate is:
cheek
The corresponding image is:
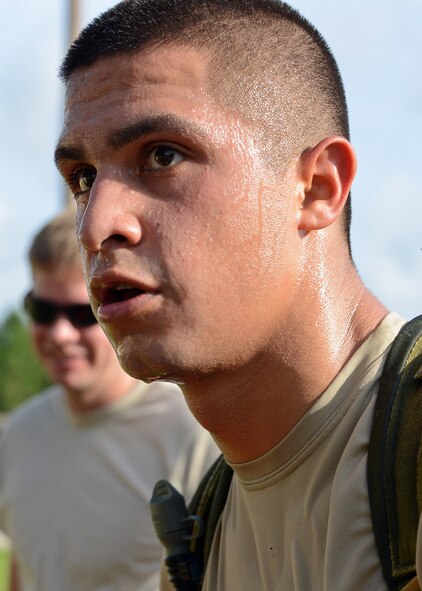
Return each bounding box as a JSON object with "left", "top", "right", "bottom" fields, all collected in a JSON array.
[
  {"left": 29, "top": 326, "right": 48, "bottom": 356},
  {"left": 82, "top": 327, "right": 116, "bottom": 362},
  {"left": 173, "top": 177, "right": 289, "bottom": 280}
]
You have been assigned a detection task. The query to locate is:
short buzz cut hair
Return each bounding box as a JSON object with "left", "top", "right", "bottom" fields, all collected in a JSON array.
[
  {"left": 60, "top": 0, "right": 353, "bottom": 249},
  {"left": 28, "top": 207, "right": 81, "bottom": 273}
]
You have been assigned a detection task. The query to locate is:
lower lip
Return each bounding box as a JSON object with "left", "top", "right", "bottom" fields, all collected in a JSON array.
[{"left": 97, "top": 292, "right": 161, "bottom": 323}]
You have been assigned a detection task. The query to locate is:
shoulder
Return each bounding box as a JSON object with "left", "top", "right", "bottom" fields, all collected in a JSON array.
[{"left": 0, "top": 385, "right": 62, "bottom": 443}]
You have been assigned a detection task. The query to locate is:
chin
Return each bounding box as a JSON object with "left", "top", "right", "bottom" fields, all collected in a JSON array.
[
  {"left": 115, "top": 335, "right": 188, "bottom": 383},
  {"left": 54, "top": 370, "right": 89, "bottom": 392},
  {"left": 118, "top": 353, "right": 172, "bottom": 382}
]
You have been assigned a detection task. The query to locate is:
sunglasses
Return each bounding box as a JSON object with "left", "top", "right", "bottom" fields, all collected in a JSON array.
[{"left": 24, "top": 291, "right": 97, "bottom": 328}]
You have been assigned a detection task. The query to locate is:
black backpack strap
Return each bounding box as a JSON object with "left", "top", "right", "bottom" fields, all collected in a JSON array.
[
  {"left": 367, "top": 315, "right": 422, "bottom": 590},
  {"left": 188, "top": 454, "right": 233, "bottom": 588}
]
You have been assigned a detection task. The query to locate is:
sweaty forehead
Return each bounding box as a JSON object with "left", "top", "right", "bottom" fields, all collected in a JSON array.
[
  {"left": 57, "top": 43, "right": 255, "bottom": 164},
  {"left": 64, "top": 44, "right": 212, "bottom": 111},
  {"left": 33, "top": 267, "right": 88, "bottom": 298}
]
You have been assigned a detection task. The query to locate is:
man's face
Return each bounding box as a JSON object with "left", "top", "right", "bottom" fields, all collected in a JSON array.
[
  {"left": 56, "top": 45, "right": 302, "bottom": 382},
  {"left": 30, "top": 268, "right": 125, "bottom": 396}
]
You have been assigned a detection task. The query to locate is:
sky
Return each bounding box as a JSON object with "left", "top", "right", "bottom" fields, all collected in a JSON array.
[{"left": 1, "top": 0, "right": 421, "bottom": 323}]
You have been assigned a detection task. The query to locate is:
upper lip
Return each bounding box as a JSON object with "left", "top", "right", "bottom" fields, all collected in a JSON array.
[{"left": 89, "top": 270, "right": 160, "bottom": 307}]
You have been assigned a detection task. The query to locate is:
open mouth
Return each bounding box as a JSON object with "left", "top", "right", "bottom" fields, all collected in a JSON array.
[{"left": 103, "top": 285, "right": 146, "bottom": 305}]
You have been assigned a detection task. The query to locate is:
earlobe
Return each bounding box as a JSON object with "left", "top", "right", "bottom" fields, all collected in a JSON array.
[{"left": 297, "top": 136, "right": 357, "bottom": 232}]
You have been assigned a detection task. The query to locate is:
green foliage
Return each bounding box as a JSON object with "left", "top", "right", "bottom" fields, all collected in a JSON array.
[
  {"left": 0, "top": 311, "right": 51, "bottom": 412},
  {"left": 0, "top": 542, "right": 11, "bottom": 591}
]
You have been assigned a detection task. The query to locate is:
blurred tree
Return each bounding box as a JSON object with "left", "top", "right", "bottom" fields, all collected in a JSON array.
[{"left": 0, "top": 311, "right": 51, "bottom": 412}]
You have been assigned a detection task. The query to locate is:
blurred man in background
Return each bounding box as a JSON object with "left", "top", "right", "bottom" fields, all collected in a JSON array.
[{"left": 0, "top": 208, "right": 218, "bottom": 591}]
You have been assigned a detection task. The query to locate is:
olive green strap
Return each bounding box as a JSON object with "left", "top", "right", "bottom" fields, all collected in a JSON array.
[
  {"left": 188, "top": 454, "right": 233, "bottom": 589},
  {"left": 367, "top": 315, "right": 422, "bottom": 590}
]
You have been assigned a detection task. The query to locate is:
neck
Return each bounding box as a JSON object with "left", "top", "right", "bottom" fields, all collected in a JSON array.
[{"left": 182, "top": 262, "right": 387, "bottom": 464}]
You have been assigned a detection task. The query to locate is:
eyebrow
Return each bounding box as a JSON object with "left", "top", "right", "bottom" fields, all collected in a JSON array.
[
  {"left": 54, "top": 113, "right": 209, "bottom": 168},
  {"left": 54, "top": 145, "right": 87, "bottom": 168},
  {"left": 107, "top": 114, "right": 209, "bottom": 150}
]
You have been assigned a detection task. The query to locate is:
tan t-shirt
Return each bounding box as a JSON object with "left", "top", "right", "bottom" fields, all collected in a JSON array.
[
  {"left": 203, "top": 313, "right": 410, "bottom": 591},
  {"left": 0, "top": 381, "right": 219, "bottom": 591}
]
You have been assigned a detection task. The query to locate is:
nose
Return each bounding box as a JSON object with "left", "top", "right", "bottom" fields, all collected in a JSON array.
[
  {"left": 77, "top": 176, "right": 143, "bottom": 253},
  {"left": 47, "top": 315, "right": 81, "bottom": 344}
]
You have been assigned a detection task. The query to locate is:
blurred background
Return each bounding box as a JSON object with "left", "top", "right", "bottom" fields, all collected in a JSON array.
[{"left": 0, "top": 0, "right": 421, "bottom": 412}]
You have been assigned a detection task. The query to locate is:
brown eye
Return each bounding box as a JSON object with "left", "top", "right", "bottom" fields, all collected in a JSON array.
[
  {"left": 146, "top": 145, "right": 184, "bottom": 170},
  {"left": 73, "top": 168, "right": 96, "bottom": 192}
]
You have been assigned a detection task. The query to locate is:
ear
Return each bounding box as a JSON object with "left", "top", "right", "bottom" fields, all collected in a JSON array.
[{"left": 296, "top": 135, "right": 357, "bottom": 231}]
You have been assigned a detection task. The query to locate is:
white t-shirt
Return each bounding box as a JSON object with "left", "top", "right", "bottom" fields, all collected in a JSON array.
[
  {"left": 203, "top": 313, "right": 421, "bottom": 590},
  {"left": 0, "top": 380, "right": 219, "bottom": 591}
]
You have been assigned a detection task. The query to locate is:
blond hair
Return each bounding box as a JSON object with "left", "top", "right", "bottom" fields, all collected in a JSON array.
[{"left": 28, "top": 206, "right": 81, "bottom": 273}]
